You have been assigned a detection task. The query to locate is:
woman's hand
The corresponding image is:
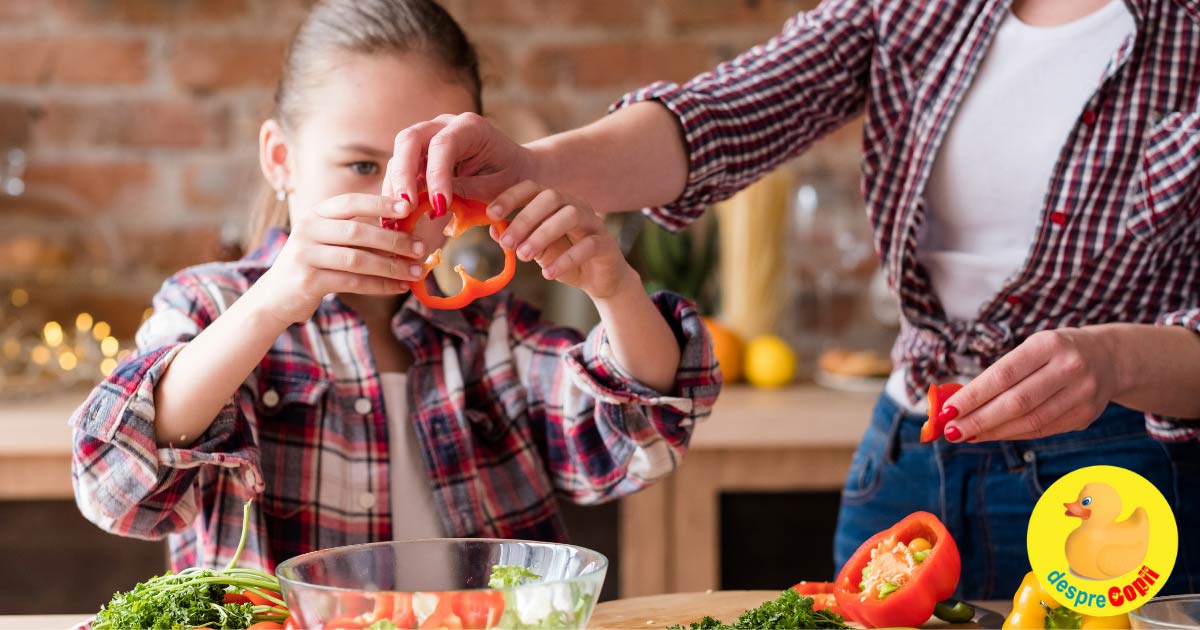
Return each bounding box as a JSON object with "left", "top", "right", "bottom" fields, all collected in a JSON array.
[
  {"left": 385, "top": 113, "right": 534, "bottom": 217},
  {"left": 256, "top": 193, "right": 427, "bottom": 324},
  {"left": 491, "top": 180, "right": 639, "bottom": 300},
  {"left": 941, "top": 327, "right": 1121, "bottom": 442}
]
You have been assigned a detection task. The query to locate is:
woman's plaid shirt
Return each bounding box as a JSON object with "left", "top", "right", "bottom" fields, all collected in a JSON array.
[{"left": 618, "top": 0, "right": 1200, "bottom": 439}]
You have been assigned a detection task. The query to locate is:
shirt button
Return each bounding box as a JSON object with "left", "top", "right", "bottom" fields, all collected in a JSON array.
[
  {"left": 1023, "top": 451, "right": 1036, "bottom": 463},
  {"left": 354, "top": 398, "right": 372, "bottom": 414},
  {"left": 1049, "top": 211, "right": 1068, "bottom": 226},
  {"left": 359, "top": 493, "right": 376, "bottom": 509},
  {"left": 1005, "top": 295, "right": 1022, "bottom": 306},
  {"left": 1082, "top": 110, "right": 1097, "bottom": 125},
  {"left": 262, "top": 389, "right": 280, "bottom": 408}
]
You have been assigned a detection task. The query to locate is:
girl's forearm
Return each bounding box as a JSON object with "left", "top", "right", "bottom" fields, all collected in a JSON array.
[
  {"left": 525, "top": 102, "right": 689, "bottom": 214},
  {"left": 1106, "top": 323, "right": 1200, "bottom": 419},
  {"left": 152, "top": 280, "right": 290, "bottom": 447},
  {"left": 592, "top": 270, "right": 682, "bottom": 393}
]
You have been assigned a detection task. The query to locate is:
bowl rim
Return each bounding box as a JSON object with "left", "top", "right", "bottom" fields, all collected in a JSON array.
[
  {"left": 1128, "top": 593, "right": 1200, "bottom": 629},
  {"left": 274, "top": 537, "right": 609, "bottom": 595}
]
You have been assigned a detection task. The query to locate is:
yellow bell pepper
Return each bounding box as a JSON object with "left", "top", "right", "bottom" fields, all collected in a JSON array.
[{"left": 1003, "top": 572, "right": 1130, "bottom": 629}]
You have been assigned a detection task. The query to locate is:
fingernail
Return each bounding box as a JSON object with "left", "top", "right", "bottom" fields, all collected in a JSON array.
[
  {"left": 409, "top": 264, "right": 423, "bottom": 277},
  {"left": 517, "top": 245, "right": 532, "bottom": 260},
  {"left": 412, "top": 241, "right": 424, "bottom": 256},
  {"left": 944, "top": 425, "right": 963, "bottom": 442},
  {"left": 433, "top": 193, "right": 447, "bottom": 218},
  {"left": 937, "top": 405, "right": 959, "bottom": 424},
  {"left": 500, "top": 234, "right": 515, "bottom": 249},
  {"left": 400, "top": 193, "right": 411, "bottom": 204},
  {"left": 487, "top": 204, "right": 502, "bottom": 219}
]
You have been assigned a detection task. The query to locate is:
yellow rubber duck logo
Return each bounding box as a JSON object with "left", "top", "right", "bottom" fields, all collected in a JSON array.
[
  {"left": 1063, "top": 482, "right": 1149, "bottom": 580},
  {"left": 1027, "top": 466, "right": 1177, "bottom": 616}
]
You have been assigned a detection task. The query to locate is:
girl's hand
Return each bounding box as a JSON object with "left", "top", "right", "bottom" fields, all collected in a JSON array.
[
  {"left": 257, "top": 193, "right": 427, "bottom": 324},
  {"left": 386, "top": 113, "right": 534, "bottom": 216},
  {"left": 941, "top": 327, "right": 1121, "bottom": 442},
  {"left": 490, "top": 180, "right": 638, "bottom": 300}
]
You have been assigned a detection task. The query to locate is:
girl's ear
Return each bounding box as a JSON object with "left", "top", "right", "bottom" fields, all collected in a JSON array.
[{"left": 259, "top": 119, "right": 291, "bottom": 193}]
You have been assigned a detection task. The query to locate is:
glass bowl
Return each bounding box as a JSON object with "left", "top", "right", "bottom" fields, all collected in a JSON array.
[
  {"left": 275, "top": 538, "right": 607, "bottom": 629},
  {"left": 1130, "top": 594, "right": 1200, "bottom": 629}
]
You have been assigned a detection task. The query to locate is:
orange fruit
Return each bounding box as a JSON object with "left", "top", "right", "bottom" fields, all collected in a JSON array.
[{"left": 701, "top": 317, "right": 744, "bottom": 382}]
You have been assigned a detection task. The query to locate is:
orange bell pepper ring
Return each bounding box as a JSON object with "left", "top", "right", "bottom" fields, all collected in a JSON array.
[{"left": 381, "top": 192, "right": 516, "bottom": 310}]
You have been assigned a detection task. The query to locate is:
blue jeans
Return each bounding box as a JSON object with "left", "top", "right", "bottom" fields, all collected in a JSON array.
[{"left": 834, "top": 393, "right": 1200, "bottom": 599}]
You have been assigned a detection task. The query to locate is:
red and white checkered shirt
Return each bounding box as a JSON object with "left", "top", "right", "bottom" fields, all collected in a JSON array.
[
  {"left": 70, "top": 229, "right": 721, "bottom": 571},
  {"left": 617, "top": 0, "right": 1200, "bottom": 440}
]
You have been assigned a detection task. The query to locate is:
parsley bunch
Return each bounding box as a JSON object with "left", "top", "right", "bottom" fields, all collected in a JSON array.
[
  {"left": 92, "top": 501, "right": 288, "bottom": 630},
  {"left": 667, "top": 589, "right": 850, "bottom": 630}
]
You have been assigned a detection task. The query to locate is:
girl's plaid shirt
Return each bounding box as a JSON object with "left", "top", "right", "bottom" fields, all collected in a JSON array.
[{"left": 71, "top": 228, "right": 722, "bottom": 571}]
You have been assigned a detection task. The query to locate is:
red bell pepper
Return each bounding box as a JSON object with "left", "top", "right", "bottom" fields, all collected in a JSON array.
[
  {"left": 833, "top": 511, "right": 961, "bottom": 628},
  {"left": 790, "top": 581, "right": 843, "bottom": 616},
  {"left": 919, "top": 383, "right": 964, "bottom": 443},
  {"left": 381, "top": 192, "right": 516, "bottom": 310}
]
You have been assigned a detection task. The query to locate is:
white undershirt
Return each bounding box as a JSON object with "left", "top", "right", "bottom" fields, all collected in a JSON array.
[
  {"left": 379, "top": 372, "right": 443, "bottom": 540},
  {"left": 886, "top": 1, "right": 1135, "bottom": 412}
]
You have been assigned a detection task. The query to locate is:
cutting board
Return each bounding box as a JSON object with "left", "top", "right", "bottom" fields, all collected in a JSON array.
[{"left": 588, "top": 591, "right": 1008, "bottom": 629}]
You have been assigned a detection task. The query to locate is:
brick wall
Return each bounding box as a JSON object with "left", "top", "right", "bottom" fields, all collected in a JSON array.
[{"left": 0, "top": 0, "right": 861, "bottom": 335}]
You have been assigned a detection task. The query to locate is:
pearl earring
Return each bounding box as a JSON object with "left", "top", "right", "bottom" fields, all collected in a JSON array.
[{"left": 276, "top": 188, "right": 287, "bottom": 202}]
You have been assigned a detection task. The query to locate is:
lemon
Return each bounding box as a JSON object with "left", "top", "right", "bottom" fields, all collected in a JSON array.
[{"left": 744, "top": 335, "right": 797, "bottom": 388}]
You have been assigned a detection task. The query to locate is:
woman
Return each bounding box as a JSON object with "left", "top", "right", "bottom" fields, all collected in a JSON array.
[{"left": 383, "top": 0, "right": 1199, "bottom": 598}]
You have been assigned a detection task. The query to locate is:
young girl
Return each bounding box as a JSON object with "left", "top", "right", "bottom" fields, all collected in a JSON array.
[{"left": 70, "top": 0, "right": 720, "bottom": 572}]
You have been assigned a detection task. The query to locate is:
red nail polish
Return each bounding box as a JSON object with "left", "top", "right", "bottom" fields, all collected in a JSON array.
[
  {"left": 937, "top": 405, "right": 959, "bottom": 424},
  {"left": 944, "top": 425, "right": 963, "bottom": 442},
  {"left": 433, "top": 193, "right": 447, "bottom": 217},
  {"left": 400, "top": 193, "right": 411, "bottom": 204}
]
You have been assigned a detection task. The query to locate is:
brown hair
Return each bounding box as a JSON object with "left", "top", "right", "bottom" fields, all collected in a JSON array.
[{"left": 246, "top": 0, "right": 482, "bottom": 250}]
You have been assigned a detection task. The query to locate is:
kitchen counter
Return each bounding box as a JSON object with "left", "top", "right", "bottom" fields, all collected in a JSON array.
[
  {"left": 0, "top": 384, "right": 877, "bottom": 500},
  {"left": 0, "top": 384, "right": 880, "bottom": 599}
]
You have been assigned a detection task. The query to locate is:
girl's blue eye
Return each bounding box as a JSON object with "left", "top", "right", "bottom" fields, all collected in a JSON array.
[
  {"left": 1082, "top": 497, "right": 1092, "bottom": 506},
  {"left": 349, "top": 161, "right": 380, "bottom": 176}
]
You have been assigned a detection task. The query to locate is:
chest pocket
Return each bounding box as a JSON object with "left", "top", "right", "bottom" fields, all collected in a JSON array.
[
  {"left": 253, "top": 377, "right": 328, "bottom": 518},
  {"left": 1127, "top": 111, "right": 1200, "bottom": 245}
]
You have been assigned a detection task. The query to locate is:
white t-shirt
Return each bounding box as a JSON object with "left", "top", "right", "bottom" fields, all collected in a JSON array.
[
  {"left": 379, "top": 372, "right": 443, "bottom": 540},
  {"left": 886, "top": 1, "right": 1135, "bottom": 412}
]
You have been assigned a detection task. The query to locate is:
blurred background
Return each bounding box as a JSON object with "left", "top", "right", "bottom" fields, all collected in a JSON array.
[{"left": 0, "top": 0, "right": 896, "bottom": 616}]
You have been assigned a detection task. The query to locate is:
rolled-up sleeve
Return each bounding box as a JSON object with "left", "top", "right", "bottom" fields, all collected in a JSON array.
[
  {"left": 611, "top": 0, "right": 875, "bottom": 230},
  {"left": 1144, "top": 308, "right": 1200, "bottom": 440},
  {"left": 506, "top": 291, "right": 721, "bottom": 504},
  {"left": 71, "top": 273, "right": 263, "bottom": 540}
]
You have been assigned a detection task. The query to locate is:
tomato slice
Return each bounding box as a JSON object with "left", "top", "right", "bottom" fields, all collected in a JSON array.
[
  {"left": 418, "top": 593, "right": 464, "bottom": 630},
  {"left": 223, "top": 592, "right": 253, "bottom": 605},
  {"left": 452, "top": 591, "right": 505, "bottom": 629},
  {"left": 244, "top": 588, "right": 282, "bottom": 607},
  {"left": 390, "top": 593, "right": 417, "bottom": 628}
]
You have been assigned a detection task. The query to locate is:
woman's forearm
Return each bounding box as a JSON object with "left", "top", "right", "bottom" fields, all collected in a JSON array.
[
  {"left": 152, "top": 280, "right": 290, "bottom": 447},
  {"left": 592, "top": 269, "right": 682, "bottom": 393},
  {"left": 525, "top": 102, "right": 690, "bottom": 214},
  {"left": 1106, "top": 323, "right": 1200, "bottom": 419}
]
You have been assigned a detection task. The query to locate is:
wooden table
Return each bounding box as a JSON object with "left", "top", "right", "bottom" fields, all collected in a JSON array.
[
  {"left": 589, "top": 591, "right": 1012, "bottom": 629},
  {"left": 619, "top": 386, "right": 876, "bottom": 597},
  {"left": 0, "top": 615, "right": 89, "bottom": 630},
  {"left": 0, "top": 385, "right": 879, "bottom": 600}
]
